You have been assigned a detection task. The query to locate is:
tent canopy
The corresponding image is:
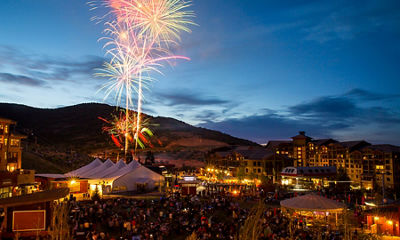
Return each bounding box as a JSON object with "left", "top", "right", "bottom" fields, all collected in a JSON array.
[
  {"left": 280, "top": 194, "right": 346, "bottom": 213},
  {"left": 65, "top": 158, "right": 103, "bottom": 177},
  {"left": 97, "top": 159, "right": 127, "bottom": 178},
  {"left": 81, "top": 159, "right": 115, "bottom": 178},
  {"left": 102, "top": 160, "right": 141, "bottom": 179},
  {"left": 112, "top": 165, "right": 164, "bottom": 192}
]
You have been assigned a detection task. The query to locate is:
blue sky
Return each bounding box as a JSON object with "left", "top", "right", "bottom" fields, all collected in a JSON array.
[{"left": 0, "top": 0, "right": 400, "bottom": 144}]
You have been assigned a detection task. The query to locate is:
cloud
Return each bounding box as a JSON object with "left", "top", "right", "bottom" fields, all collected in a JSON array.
[
  {"left": 301, "top": 0, "right": 400, "bottom": 42},
  {"left": 256, "top": 0, "right": 400, "bottom": 43},
  {"left": 344, "top": 88, "right": 400, "bottom": 101},
  {"left": 0, "top": 45, "right": 105, "bottom": 85},
  {"left": 288, "top": 94, "right": 400, "bottom": 125},
  {"left": 289, "top": 96, "right": 358, "bottom": 119},
  {"left": 200, "top": 89, "right": 400, "bottom": 145},
  {"left": 157, "top": 90, "right": 229, "bottom": 106},
  {"left": 0, "top": 72, "right": 46, "bottom": 87}
]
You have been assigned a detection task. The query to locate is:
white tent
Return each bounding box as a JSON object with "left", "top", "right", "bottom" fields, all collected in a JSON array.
[
  {"left": 97, "top": 159, "right": 127, "bottom": 178},
  {"left": 103, "top": 160, "right": 141, "bottom": 179},
  {"left": 65, "top": 158, "right": 103, "bottom": 177},
  {"left": 81, "top": 159, "right": 115, "bottom": 178},
  {"left": 112, "top": 165, "right": 164, "bottom": 192}
]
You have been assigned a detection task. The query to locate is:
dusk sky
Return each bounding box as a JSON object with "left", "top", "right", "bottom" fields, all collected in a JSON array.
[{"left": 0, "top": 0, "right": 400, "bottom": 144}]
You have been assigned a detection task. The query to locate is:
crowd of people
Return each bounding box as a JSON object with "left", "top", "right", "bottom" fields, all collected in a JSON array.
[
  {"left": 67, "top": 190, "right": 354, "bottom": 240},
  {"left": 257, "top": 208, "right": 345, "bottom": 240},
  {"left": 69, "top": 193, "right": 250, "bottom": 240}
]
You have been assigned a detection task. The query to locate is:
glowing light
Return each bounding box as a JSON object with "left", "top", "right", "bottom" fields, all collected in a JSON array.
[
  {"left": 91, "top": 0, "right": 195, "bottom": 155},
  {"left": 387, "top": 220, "right": 393, "bottom": 225},
  {"left": 70, "top": 180, "right": 77, "bottom": 185},
  {"left": 99, "top": 110, "right": 157, "bottom": 151},
  {"left": 90, "top": 184, "right": 97, "bottom": 191},
  {"left": 374, "top": 217, "right": 379, "bottom": 221}
]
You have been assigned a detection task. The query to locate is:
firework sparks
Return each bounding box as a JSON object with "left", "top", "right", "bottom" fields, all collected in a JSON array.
[
  {"left": 92, "top": 0, "right": 195, "bottom": 155},
  {"left": 99, "top": 110, "right": 157, "bottom": 150}
]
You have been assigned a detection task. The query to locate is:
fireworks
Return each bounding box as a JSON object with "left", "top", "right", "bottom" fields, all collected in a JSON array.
[
  {"left": 92, "top": 0, "right": 195, "bottom": 155},
  {"left": 99, "top": 110, "right": 157, "bottom": 150}
]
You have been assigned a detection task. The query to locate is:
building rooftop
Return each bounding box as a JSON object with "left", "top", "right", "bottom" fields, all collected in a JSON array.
[
  {"left": 312, "top": 139, "right": 337, "bottom": 146},
  {"left": 265, "top": 140, "right": 292, "bottom": 149},
  {"left": 364, "top": 144, "right": 400, "bottom": 153},
  {"left": 235, "top": 149, "right": 274, "bottom": 160},
  {"left": 340, "top": 141, "right": 371, "bottom": 150},
  {"left": 291, "top": 131, "right": 312, "bottom": 140},
  {"left": 0, "top": 188, "right": 69, "bottom": 207}
]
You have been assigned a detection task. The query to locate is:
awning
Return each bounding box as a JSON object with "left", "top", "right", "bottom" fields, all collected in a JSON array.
[{"left": 280, "top": 194, "right": 346, "bottom": 213}]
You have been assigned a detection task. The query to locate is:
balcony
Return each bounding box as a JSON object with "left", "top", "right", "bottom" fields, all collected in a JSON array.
[
  {"left": 0, "top": 169, "right": 35, "bottom": 186},
  {"left": 16, "top": 169, "right": 35, "bottom": 185}
]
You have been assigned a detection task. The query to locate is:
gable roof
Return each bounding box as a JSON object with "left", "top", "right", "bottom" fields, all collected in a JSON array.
[
  {"left": 312, "top": 139, "right": 337, "bottom": 146},
  {"left": 364, "top": 144, "right": 400, "bottom": 153},
  {"left": 265, "top": 140, "right": 292, "bottom": 150},
  {"left": 340, "top": 141, "right": 371, "bottom": 151}
]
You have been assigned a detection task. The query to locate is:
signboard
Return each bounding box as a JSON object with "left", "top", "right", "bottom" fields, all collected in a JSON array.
[{"left": 12, "top": 210, "right": 46, "bottom": 231}]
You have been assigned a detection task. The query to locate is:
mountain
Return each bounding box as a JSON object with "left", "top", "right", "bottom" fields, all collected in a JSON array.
[
  {"left": 0, "top": 103, "right": 257, "bottom": 172},
  {"left": 0, "top": 102, "right": 256, "bottom": 149}
]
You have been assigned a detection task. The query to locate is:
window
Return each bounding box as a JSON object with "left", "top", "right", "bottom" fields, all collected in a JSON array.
[
  {"left": 376, "top": 165, "right": 384, "bottom": 170},
  {"left": 253, "top": 169, "right": 256, "bottom": 173},
  {"left": 258, "top": 168, "right": 261, "bottom": 173},
  {"left": 387, "top": 178, "right": 391, "bottom": 182},
  {"left": 253, "top": 162, "right": 256, "bottom": 166},
  {"left": 245, "top": 168, "right": 248, "bottom": 173}
]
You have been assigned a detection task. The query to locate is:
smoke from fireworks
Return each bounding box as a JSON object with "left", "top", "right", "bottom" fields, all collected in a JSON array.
[{"left": 91, "top": 0, "right": 195, "bottom": 155}]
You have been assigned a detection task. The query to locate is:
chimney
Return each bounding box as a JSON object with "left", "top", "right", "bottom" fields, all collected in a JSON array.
[{"left": 299, "top": 131, "right": 305, "bottom": 136}]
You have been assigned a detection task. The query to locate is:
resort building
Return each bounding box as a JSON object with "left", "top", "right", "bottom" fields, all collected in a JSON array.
[
  {"left": 0, "top": 117, "right": 35, "bottom": 198},
  {"left": 266, "top": 131, "right": 400, "bottom": 191},
  {"left": 205, "top": 146, "right": 292, "bottom": 182}
]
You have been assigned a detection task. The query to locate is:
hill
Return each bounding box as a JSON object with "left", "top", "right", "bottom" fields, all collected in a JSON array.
[{"left": 0, "top": 103, "right": 257, "bottom": 172}]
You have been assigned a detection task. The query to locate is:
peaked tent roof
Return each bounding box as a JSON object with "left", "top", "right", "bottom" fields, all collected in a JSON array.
[
  {"left": 280, "top": 194, "right": 346, "bottom": 213},
  {"left": 97, "top": 160, "right": 127, "bottom": 178},
  {"left": 65, "top": 158, "right": 103, "bottom": 177},
  {"left": 101, "top": 160, "right": 141, "bottom": 179},
  {"left": 81, "top": 159, "right": 115, "bottom": 178}
]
